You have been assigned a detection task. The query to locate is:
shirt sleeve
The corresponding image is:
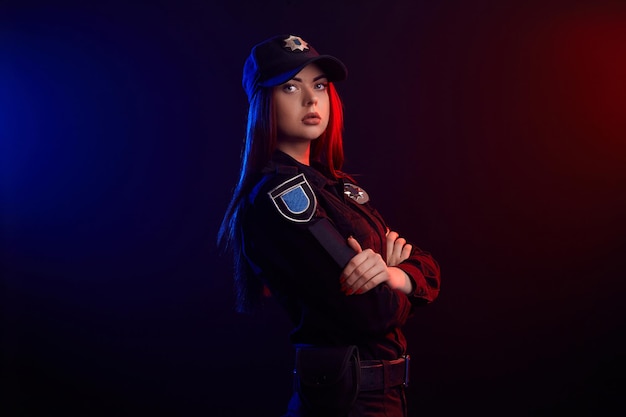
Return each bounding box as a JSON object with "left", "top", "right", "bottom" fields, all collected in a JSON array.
[
  {"left": 396, "top": 247, "right": 441, "bottom": 305},
  {"left": 359, "top": 199, "right": 441, "bottom": 306},
  {"left": 242, "top": 174, "right": 413, "bottom": 339}
]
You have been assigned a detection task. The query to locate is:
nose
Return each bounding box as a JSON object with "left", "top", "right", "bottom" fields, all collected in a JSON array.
[{"left": 303, "top": 86, "right": 318, "bottom": 107}]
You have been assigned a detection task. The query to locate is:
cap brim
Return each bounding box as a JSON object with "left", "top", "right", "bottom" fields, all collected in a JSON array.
[{"left": 259, "top": 55, "right": 348, "bottom": 87}]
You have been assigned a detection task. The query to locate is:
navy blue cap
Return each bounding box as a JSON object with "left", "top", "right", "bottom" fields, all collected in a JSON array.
[{"left": 242, "top": 34, "right": 348, "bottom": 101}]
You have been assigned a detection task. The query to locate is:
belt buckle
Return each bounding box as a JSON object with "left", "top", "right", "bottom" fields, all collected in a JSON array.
[{"left": 402, "top": 354, "right": 410, "bottom": 387}]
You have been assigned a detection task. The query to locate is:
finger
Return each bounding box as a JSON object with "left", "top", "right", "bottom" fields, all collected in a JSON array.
[
  {"left": 393, "top": 238, "right": 407, "bottom": 253},
  {"left": 351, "top": 265, "right": 388, "bottom": 294},
  {"left": 347, "top": 236, "right": 363, "bottom": 253},
  {"left": 341, "top": 249, "right": 376, "bottom": 286},
  {"left": 340, "top": 255, "right": 363, "bottom": 282},
  {"left": 386, "top": 231, "right": 399, "bottom": 242},
  {"left": 343, "top": 251, "right": 386, "bottom": 293},
  {"left": 345, "top": 267, "right": 378, "bottom": 294},
  {"left": 400, "top": 244, "right": 413, "bottom": 261},
  {"left": 386, "top": 231, "right": 399, "bottom": 260},
  {"left": 392, "top": 238, "right": 406, "bottom": 263},
  {"left": 340, "top": 242, "right": 367, "bottom": 282},
  {"left": 343, "top": 249, "right": 377, "bottom": 285}
]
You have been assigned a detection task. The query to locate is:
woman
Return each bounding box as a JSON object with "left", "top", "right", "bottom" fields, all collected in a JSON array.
[{"left": 218, "top": 34, "right": 441, "bottom": 417}]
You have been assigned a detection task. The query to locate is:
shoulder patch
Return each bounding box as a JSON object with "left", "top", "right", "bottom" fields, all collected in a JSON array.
[{"left": 268, "top": 173, "right": 317, "bottom": 223}]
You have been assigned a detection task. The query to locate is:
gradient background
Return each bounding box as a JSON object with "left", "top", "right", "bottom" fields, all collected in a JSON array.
[{"left": 2, "top": 1, "right": 625, "bottom": 416}]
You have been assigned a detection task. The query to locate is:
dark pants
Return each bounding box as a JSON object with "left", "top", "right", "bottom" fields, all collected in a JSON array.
[{"left": 284, "top": 386, "right": 408, "bottom": 417}]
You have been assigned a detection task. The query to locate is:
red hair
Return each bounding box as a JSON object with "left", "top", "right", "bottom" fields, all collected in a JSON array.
[
  {"left": 218, "top": 81, "right": 348, "bottom": 312},
  {"left": 310, "top": 83, "right": 346, "bottom": 177}
]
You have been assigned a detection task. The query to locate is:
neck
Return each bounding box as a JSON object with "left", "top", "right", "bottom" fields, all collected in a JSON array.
[{"left": 277, "top": 141, "right": 311, "bottom": 166}]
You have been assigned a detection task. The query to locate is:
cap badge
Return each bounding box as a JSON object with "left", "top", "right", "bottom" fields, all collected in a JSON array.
[{"left": 283, "top": 35, "right": 309, "bottom": 52}]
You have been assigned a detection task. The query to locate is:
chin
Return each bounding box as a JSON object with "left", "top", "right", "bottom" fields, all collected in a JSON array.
[
  {"left": 303, "top": 129, "right": 326, "bottom": 140},
  {"left": 305, "top": 134, "right": 322, "bottom": 141}
]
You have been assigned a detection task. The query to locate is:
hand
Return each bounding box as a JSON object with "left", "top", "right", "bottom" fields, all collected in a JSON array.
[
  {"left": 385, "top": 229, "right": 413, "bottom": 267},
  {"left": 340, "top": 237, "right": 412, "bottom": 295}
]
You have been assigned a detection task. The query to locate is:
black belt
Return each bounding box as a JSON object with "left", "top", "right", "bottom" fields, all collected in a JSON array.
[{"left": 359, "top": 355, "right": 410, "bottom": 391}]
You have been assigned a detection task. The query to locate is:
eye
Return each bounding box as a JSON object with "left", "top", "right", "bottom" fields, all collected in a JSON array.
[
  {"left": 282, "top": 83, "right": 298, "bottom": 93},
  {"left": 314, "top": 82, "right": 328, "bottom": 90}
]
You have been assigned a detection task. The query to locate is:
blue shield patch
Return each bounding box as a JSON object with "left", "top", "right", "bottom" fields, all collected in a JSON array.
[{"left": 268, "top": 174, "right": 316, "bottom": 223}]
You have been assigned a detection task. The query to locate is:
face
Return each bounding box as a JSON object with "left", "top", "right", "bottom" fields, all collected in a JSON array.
[{"left": 272, "top": 63, "right": 330, "bottom": 143}]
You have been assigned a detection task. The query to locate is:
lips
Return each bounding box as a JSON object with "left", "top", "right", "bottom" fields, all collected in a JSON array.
[{"left": 302, "top": 112, "right": 321, "bottom": 125}]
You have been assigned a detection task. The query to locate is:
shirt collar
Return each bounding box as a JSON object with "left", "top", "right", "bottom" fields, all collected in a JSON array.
[{"left": 272, "top": 150, "right": 338, "bottom": 188}]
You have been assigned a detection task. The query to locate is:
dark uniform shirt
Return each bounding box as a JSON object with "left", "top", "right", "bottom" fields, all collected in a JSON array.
[{"left": 242, "top": 150, "right": 440, "bottom": 361}]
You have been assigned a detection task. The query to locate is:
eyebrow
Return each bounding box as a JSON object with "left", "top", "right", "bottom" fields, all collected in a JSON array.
[{"left": 291, "top": 74, "right": 328, "bottom": 83}]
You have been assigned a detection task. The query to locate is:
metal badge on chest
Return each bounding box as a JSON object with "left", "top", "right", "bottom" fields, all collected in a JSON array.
[{"left": 343, "top": 183, "right": 369, "bottom": 204}]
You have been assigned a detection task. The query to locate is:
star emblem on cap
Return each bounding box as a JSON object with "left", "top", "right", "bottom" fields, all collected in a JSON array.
[{"left": 283, "top": 35, "right": 309, "bottom": 52}]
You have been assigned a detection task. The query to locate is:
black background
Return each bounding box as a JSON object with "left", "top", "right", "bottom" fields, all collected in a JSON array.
[{"left": 2, "top": 1, "right": 625, "bottom": 416}]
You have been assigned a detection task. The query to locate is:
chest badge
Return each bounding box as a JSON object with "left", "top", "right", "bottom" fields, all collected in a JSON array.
[
  {"left": 344, "top": 183, "right": 370, "bottom": 204},
  {"left": 268, "top": 173, "right": 317, "bottom": 223}
]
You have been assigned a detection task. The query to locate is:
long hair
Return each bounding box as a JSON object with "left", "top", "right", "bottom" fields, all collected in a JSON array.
[{"left": 218, "top": 83, "right": 346, "bottom": 312}]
